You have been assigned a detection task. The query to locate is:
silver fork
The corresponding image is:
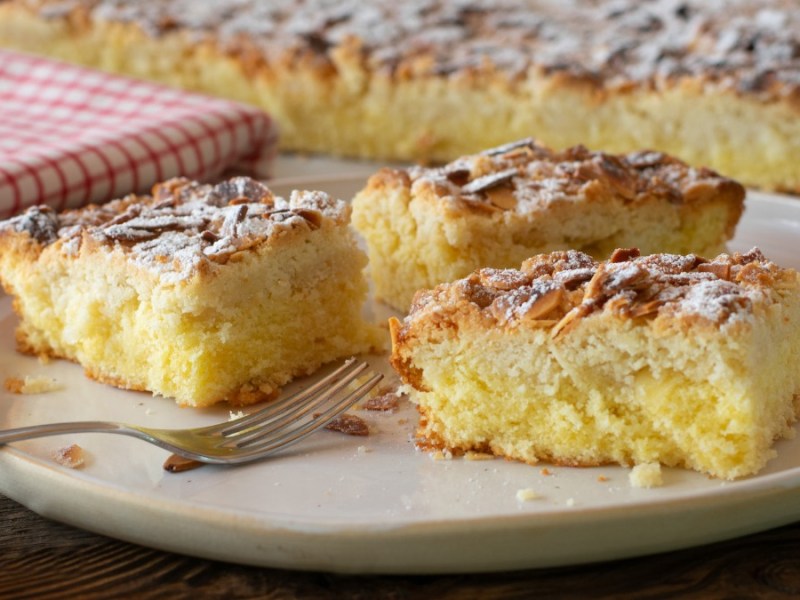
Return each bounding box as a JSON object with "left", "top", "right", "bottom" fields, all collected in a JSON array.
[{"left": 0, "top": 359, "right": 382, "bottom": 465}]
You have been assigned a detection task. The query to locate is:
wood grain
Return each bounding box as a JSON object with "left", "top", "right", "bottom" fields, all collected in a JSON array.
[{"left": 2, "top": 493, "right": 799, "bottom": 599}]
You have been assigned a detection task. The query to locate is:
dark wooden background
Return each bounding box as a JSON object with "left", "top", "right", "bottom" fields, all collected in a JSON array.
[{"left": 3, "top": 493, "right": 800, "bottom": 599}]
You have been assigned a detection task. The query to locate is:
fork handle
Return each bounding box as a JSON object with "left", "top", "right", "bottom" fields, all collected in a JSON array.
[{"left": 0, "top": 421, "right": 124, "bottom": 444}]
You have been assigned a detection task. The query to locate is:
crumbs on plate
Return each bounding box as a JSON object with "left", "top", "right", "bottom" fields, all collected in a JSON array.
[
  {"left": 321, "top": 413, "right": 369, "bottom": 436},
  {"left": 4, "top": 375, "right": 63, "bottom": 395},
  {"left": 52, "top": 444, "right": 85, "bottom": 469},
  {"left": 516, "top": 488, "right": 540, "bottom": 502},
  {"left": 629, "top": 463, "right": 664, "bottom": 488}
]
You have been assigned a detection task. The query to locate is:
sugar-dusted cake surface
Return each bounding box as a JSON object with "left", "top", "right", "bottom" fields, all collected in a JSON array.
[
  {"left": 0, "top": 1, "right": 798, "bottom": 192},
  {"left": 353, "top": 138, "right": 744, "bottom": 311},
  {"left": 390, "top": 248, "right": 800, "bottom": 479},
  {"left": 0, "top": 177, "right": 383, "bottom": 407}
]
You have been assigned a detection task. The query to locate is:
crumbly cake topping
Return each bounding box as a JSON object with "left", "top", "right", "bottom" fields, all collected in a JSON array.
[
  {"left": 406, "top": 138, "right": 742, "bottom": 213},
  {"left": 410, "top": 247, "right": 788, "bottom": 333},
  {"left": 30, "top": 0, "right": 800, "bottom": 98},
  {"left": 0, "top": 177, "right": 345, "bottom": 282}
]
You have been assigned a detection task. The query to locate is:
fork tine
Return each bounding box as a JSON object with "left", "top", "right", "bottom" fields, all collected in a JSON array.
[
  {"left": 219, "top": 360, "right": 370, "bottom": 444},
  {"left": 217, "top": 359, "right": 367, "bottom": 436},
  {"left": 228, "top": 372, "right": 383, "bottom": 460}
]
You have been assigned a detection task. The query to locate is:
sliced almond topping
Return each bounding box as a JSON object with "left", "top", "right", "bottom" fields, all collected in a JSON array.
[
  {"left": 481, "top": 138, "right": 537, "bottom": 156},
  {"left": 444, "top": 168, "right": 471, "bottom": 186},
  {"left": 630, "top": 299, "right": 663, "bottom": 318},
  {"left": 609, "top": 247, "right": 641, "bottom": 263},
  {"left": 696, "top": 262, "right": 731, "bottom": 280},
  {"left": 486, "top": 186, "right": 518, "bottom": 210},
  {"left": 551, "top": 303, "right": 592, "bottom": 338},
  {"left": 521, "top": 287, "right": 564, "bottom": 320},
  {"left": 459, "top": 196, "right": 503, "bottom": 214},
  {"left": 462, "top": 168, "right": 517, "bottom": 195}
]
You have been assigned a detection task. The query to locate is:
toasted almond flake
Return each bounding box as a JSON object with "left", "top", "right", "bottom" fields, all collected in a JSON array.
[
  {"left": 609, "top": 248, "right": 641, "bottom": 263},
  {"left": 362, "top": 392, "right": 400, "bottom": 411},
  {"left": 697, "top": 262, "right": 732, "bottom": 280},
  {"left": 486, "top": 186, "right": 517, "bottom": 210},
  {"left": 319, "top": 413, "right": 369, "bottom": 436},
  {"left": 163, "top": 454, "right": 205, "bottom": 472}
]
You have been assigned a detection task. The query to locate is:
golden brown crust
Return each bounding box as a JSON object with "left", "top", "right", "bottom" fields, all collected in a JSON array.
[
  {"left": 387, "top": 139, "right": 745, "bottom": 219},
  {"left": 20, "top": 0, "right": 800, "bottom": 101},
  {"left": 0, "top": 176, "right": 347, "bottom": 284}
]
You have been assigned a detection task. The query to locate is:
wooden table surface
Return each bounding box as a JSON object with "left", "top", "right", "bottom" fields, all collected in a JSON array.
[{"left": 3, "top": 493, "right": 799, "bottom": 599}]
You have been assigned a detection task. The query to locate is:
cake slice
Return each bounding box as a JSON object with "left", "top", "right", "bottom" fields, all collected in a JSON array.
[
  {"left": 0, "top": 177, "right": 384, "bottom": 407},
  {"left": 390, "top": 248, "right": 800, "bottom": 480},
  {"left": 352, "top": 138, "right": 745, "bottom": 312},
  {"left": 2, "top": 1, "right": 799, "bottom": 193}
]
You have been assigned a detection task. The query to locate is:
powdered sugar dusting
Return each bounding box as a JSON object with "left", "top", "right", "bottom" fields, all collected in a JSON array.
[
  {"left": 71, "top": 0, "right": 800, "bottom": 98},
  {"left": 3, "top": 177, "right": 346, "bottom": 284},
  {"left": 426, "top": 247, "right": 786, "bottom": 331},
  {"left": 407, "top": 139, "right": 739, "bottom": 213},
  {"left": 677, "top": 279, "right": 752, "bottom": 323}
]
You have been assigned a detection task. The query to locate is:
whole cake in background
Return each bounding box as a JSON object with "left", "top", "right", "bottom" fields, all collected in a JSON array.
[
  {"left": 391, "top": 247, "right": 800, "bottom": 480},
  {"left": 0, "top": 0, "right": 797, "bottom": 192},
  {"left": 352, "top": 138, "right": 744, "bottom": 312},
  {"left": 0, "top": 177, "right": 384, "bottom": 407}
]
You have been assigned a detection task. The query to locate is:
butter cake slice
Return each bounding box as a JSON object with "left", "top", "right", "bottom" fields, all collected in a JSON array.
[
  {"left": 0, "top": 177, "right": 383, "bottom": 407},
  {"left": 390, "top": 248, "right": 800, "bottom": 479},
  {"left": 353, "top": 138, "right": 744, "bottom": 311}
]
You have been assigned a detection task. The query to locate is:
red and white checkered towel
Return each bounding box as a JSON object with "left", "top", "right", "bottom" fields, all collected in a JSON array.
[{"left": 0, "top": 50, "right": 279, "bottom": 219}]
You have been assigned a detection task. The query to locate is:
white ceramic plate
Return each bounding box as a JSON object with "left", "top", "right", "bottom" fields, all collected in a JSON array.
[{"left": 1, "top": 177, "right": 800, "bottom": 575}]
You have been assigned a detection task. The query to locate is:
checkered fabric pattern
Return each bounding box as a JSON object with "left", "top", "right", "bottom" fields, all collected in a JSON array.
[{"left": 0, "top": 50, "right": 279, "bottom": 218}]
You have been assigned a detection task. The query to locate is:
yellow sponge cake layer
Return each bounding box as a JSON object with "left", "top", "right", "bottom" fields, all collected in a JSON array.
[
  {"left": 0, "top": 177, "right": 383, "bottom": 407},
  {"left": 391, "top": 248, "right": 800, "bottom": 479},
  {"left": 353, "top": 139, "right": 744, "bottom": 311}
]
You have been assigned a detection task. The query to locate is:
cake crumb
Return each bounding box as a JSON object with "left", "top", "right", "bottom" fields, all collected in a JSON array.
[
  {"left": 320, "top": 413, "right": 369, "bottom": 436},
  {"left": 516, "top": 488, "right": 540, "bottom": 501},
  {"left": 629, "top": 463, "right": 664, "bottom": 488},
  {"left": 5, "top": 375, "right": 62, "bottom": 394},
  {"left": 540, "top": 467, "right": 553, "bottom": 476},
  {"left": 432, "top": 449, "right": 453, "bottom": 461},
  {"left": 362, "top": 391, "right": 400, "bottom": 412},
  {"left": 597, "top": 475, "right": 609, "bottom": 482},
  {"left": 229, "top": 410, "right": 245, "bottom": 421},
  {"left": 465, "top": 451, "right": 495, "bottom": 461},
  {"left": 357, "top": 445, "right": 371, "bottom": 455},
  {"left": 52, "top": 444, "right": 85, "bottom": 468}
]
